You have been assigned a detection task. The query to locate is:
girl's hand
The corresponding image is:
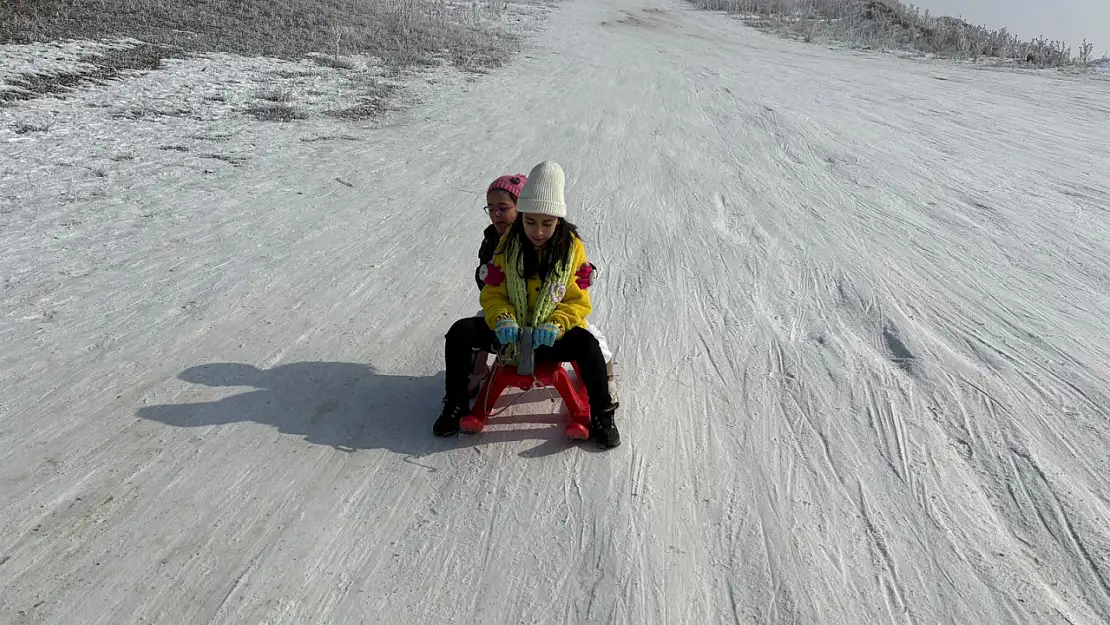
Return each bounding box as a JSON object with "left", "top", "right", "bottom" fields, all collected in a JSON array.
[
  {"left": 495, "top": 317, "right": 520, "bottom": 344},
  {"left": 533, "top": 322, "right": 559, "bottom": 348}
]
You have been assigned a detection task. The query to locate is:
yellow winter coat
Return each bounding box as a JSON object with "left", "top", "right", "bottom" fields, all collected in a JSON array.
[{"left": 479, "top": 234, "right": 591, "bottom": 338}]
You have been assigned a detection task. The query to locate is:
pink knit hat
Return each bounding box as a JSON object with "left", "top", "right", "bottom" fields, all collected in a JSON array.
[{"left": 487, "top": 173, "right": 528, "bottom": 201}]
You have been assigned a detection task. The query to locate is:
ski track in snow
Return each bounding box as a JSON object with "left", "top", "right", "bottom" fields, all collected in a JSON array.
[{"left": 3, "top": 0, "right": 1110, "bottom": 623}]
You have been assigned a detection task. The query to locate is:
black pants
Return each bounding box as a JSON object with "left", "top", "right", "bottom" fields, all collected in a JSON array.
[{"left": 444, "top": 317, "right": 613, "bottom": 410}]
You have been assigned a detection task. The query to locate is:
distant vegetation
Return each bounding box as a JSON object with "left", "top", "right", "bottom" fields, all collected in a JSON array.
[
  {"left": 0, "top": 0, "right": 520, "bottom": 71},
  {"left": 688, "top": 0, "right": 1100, "bottom": 68},
  {"left": 0, "top": 0, "right": 529, "bottom": 116}
]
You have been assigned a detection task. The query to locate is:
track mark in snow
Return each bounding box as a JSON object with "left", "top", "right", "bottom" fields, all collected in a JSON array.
[
  {"left": 755, "top": 500, "right": 798, "bottom": 623},
  {"left": 881, "top": 324, "right": 916, "bottom": 375},
  {"left": 864, "top": 378, "right": 912, "bottom": 486},
  {"left": 628, "top": 449, "right": 649, "bottom": 500},
  {"left": 711, "top": 192, "right": 749, "bottom": 249},
  {"left": 210, "top": 552, "right": 264, "bottom": 620},
  {"left": 605, "top": 8, "right": 669, "bottom": 29},
  {"left": 1007, "top": 449, "right": 1110, "bottom": 612},
  {"left": 857, "top": 483, "right": 914, "bottom": 625},
  {"left": 834, "top": 275, "right": 879, "bottom": 323}
]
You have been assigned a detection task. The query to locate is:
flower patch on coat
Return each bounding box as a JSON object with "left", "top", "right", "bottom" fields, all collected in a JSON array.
[
  {"left": 549, "top": 281, "right": 567, "bottom": 303},
  {"left": 481, "top": 262, "right": 505, "bottom": 287},
  {"left": 575, "top": 262, "right": 595, "bottom": 289}
]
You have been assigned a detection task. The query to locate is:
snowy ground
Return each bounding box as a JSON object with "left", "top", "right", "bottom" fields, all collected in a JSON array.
[
  {"left": 0, "top": 1, "right": 555, "bottom": 214},
  {"left": 3, "top": 0, "right": 1110, "bottom": 623}
]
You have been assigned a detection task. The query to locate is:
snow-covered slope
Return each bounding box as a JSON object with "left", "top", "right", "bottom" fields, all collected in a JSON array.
[{"left": 3, "top": 0, "right": 1110, "bottom": 623}]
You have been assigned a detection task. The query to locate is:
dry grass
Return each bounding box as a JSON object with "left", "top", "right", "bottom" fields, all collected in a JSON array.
[
  {"left": 12, "top": 121, "right": 51, "bottom": 134},
  {"left": 0, "top": 0, "right": 519, "bottom": 72},
  {"left": 1, "top": 0, "right": 532, "bottom": 120},
  {"left": 324, "top": 84, "right": 399, "bottom": 120},
  {"left": 688, "top": 0, "right": 1103, "bottom": 68},
  {"left": 0, "top": 44, "right": 172, "bottom": 105},
  {"left": 246, "top": 102, "right": 310, "bottom": 122}
]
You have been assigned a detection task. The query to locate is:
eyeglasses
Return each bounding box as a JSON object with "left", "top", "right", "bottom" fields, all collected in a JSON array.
[{"left": 483, "top": 204, "right": 514, "bottom": 216}]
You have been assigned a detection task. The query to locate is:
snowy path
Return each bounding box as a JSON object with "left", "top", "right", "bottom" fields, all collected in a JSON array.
[{"left": 4, "top": 0, "right": 1110, "bottom": 623}]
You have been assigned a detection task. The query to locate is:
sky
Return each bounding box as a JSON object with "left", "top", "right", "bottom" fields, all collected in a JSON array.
[{"left": 907, "top": 0, "right": 1110, "bottom": 58}]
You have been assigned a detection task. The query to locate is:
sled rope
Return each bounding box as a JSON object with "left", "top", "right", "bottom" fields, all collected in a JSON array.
[{"left": 478, "top": 344, "right": 550, "bottom": 418}]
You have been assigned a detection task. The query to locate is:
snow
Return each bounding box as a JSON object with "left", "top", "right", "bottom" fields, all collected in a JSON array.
[{"left": 3, "top": 0, "right": 1110, "bottom": 622}]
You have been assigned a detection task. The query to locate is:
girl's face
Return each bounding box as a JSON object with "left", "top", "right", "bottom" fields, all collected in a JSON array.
[
  {"left": 522, "top": 213, "right": 559, "bottom": 248},
  {"left": 485, "top": 189, "right": 518, "bottom": 234}
]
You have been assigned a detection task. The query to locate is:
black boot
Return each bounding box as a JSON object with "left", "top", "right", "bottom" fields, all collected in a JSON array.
[
  {"left": 433, "top": 397, "right": 469, "bottom": 437},
  {"left": 590, "top": 402, "right": 621, "bottom": 449}
]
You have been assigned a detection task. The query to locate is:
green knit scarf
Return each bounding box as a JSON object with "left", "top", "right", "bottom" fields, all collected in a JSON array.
[{"left": 500, "top": 234, "right": 575, "bottom": 366}]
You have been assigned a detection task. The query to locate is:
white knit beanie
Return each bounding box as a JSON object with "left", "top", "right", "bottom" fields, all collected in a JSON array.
[{"left": 516, "top": 161, "right": 567, "bottom": 218}]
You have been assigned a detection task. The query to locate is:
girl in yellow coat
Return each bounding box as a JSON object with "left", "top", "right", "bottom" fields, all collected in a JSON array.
[{"left": 435, "top": 161, "right": 620, "bottom": 449}]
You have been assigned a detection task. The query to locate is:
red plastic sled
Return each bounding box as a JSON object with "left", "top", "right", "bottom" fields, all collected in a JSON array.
[{"left": 460, "top": 360, "right": 592, "bottom": 439}]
